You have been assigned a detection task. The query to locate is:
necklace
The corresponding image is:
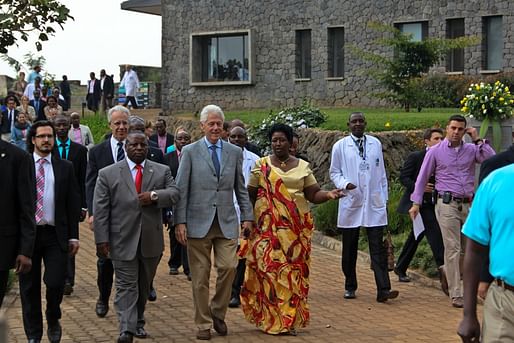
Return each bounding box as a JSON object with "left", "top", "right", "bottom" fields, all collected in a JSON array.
[{"left": 276, "top": 156, "right": 290, "bottom": 167}]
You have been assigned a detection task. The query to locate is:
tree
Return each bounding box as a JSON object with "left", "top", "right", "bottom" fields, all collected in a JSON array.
[
  {"left": 0, "top": 0, "right": 73, "bottom": 53},
  {"left": 352, "top": 22, "right": 478, "bottom": 111}
]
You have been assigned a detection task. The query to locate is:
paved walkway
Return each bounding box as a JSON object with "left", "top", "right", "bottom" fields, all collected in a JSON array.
[{"left": 6, "top": 224, "right": 475, "bottom": 342}]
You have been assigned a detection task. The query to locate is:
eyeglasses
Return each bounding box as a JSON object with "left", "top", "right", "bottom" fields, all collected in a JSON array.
[
  {"left": 35, "top": 134, "right": 54, "bottom": 139},
  {"left": 112, "top": 121, "right": 128, "bottom": 127}
]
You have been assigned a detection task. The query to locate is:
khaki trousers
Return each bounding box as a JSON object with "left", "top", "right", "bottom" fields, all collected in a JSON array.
[
  {"left": 435, "top": 199, "right": 469, "bottom": 299},
  {"left": 482, "top": 283, "right": 514, "bottom": 342},
  {"left": 187, "top": 219, "right": 237, "bottom": 330}
]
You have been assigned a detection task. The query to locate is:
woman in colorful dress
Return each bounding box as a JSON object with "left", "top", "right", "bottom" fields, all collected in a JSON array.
[{"left": 240, "top": 123, "right": 344, "bottom": 335}]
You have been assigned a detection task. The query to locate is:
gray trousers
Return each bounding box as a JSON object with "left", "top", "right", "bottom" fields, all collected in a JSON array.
[{"left": 112, "top": 253, "right": 160, "bottom": 334}]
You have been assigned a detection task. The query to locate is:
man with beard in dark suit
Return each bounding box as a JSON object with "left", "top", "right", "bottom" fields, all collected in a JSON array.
[
  {"left": 0, "top": 140, "right": 36, "bottom": 307},
  {"left": 395, "top": 128, "right": 447, "bottom": 294},
  {"left": 54, "top": 115, "right": 88, "bottom": 296},
  {"left": 20, "top": 120, "right": 80, "bottom": 343}
]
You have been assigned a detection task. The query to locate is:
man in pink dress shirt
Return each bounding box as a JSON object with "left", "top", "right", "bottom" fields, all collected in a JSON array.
[{"left": 409, "top": 114, "right": 495, "bottom": 308}]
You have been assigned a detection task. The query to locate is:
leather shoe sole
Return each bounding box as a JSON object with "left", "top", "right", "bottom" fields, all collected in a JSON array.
[
  {"left": 95, "top": 300, "right": 109, "bottom": 317},
  {"left": 452, "top": 297, "right": 464, "bottom": 308},
  {"left": 394, "top": 268, "right": 411, "bottom": 282},
  {"left": 28, "top": 339, "right": 41, "bottom": 343},
  {"left": 228, "top": 297, "right": 240, "bottom": 308},
  {"left": 377, "top": 290, "right": 399, "bottom": 303},
  {"left": 344, "top": 290, "right": 356, "bottom": 299},
  {"left": 135, "top": 327, "right": 148, "bottom": 339},
  {"left": 47, "top": 321, "right": 62, "bottom": 343},
  {"left": 211, "top": 314, "right": 227, "bottom": 336},
  {"left": 196, "top": 329, "right": 211, "bottom": 340}
]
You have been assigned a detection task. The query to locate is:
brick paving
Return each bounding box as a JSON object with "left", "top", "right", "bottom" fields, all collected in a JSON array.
[{"left": 5, "top": 224, "right": 476, "bottom": 342}]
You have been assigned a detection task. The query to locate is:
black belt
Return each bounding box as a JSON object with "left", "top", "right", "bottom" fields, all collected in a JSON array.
[
  {"left": 496, "top": 279, "right": 514, "bottom": 292},
  {"left": 438, "top": 194, "right": 472, "bottom": 203},
  {"left": 36, "top": 224, "right": 55, "bottom": 229}
]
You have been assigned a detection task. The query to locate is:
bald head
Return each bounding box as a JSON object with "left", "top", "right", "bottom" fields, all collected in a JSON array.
[{"left": 229, "top": 126, "right": 247, "bottom": 149}]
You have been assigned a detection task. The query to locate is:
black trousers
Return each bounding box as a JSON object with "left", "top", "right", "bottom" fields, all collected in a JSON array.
[
  {"left": 86, "top": 94, "right": 99, "bottom": 112},
  {"left": 342, "top": 226, "right": 391, "bottom": 296},
  {"left": 97, "top": 256, "right": 114, "bottom": 303},
  {"left": 65, "top": 255, "right": 75, "bottom": 286},
  {"left": 231, "top": 258, "right": 246, "bottom": 299},
  {"left": 168, "top": 227, "right": 189, "bottom": 274},
  {"left": 123, "top": 96, "right": 139, "bottom": 109},
  {"left": 395, "top": 205, "right": 445, "bottom": 274},
  {"left": 19, "top": 227, "right": 67, "bottom": 340},
  {"left": 0, "top": 270, "right": 9, "bottom": 307}
]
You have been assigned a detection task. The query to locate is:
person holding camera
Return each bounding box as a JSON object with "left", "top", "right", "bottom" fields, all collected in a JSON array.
[{"left": 409, "top": 114, "right": 495, "bottom": 308}]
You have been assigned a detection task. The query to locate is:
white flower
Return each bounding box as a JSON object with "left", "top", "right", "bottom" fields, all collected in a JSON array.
[
  {"left": 300, "top": 124, "right": 307, "bottom": 129},
  {"left": 483, "top": 109, "right": 487, "bottom": 114},
  {"left": 469, "top": 115, "right": 474, "bottom": 119}
]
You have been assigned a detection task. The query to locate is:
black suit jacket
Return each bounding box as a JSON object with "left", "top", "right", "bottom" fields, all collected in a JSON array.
[
  {"left": 149, "top": 133, "right": 174, "bottom": 151},
  {"left": 102, "top": 75, "right": 115, "bottom": 98},
  {"left": 0, "top": 108, "right": 19, "bottom": 134},
  {"left": 87, "top": 79, "right": 101, "bottom": 102},
  {"left": 148, "top": 145, "right": 164, "bottom": 164},
  {"left": 54, "top": 140, "right": 88, "bottom": 209},
  {"left": 86, "top": 139, "right": 115, "bottom": 214},
  {"left": 29, "top": 99, "right": 46, "bottom": 122},
  {"left": 164, "top": 150, "right": 180, "bottom": 178},
  {"left": 397, "top": 150, "right": 434, "bottom": 214},
  {"left": 0, "top": 141, "right": 36, "bottom": 270},
  {"left": 37, "top": 156, "right": 80, "bottom": 252}
]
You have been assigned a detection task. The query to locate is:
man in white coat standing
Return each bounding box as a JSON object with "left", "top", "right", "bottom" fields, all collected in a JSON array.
[
  {"left": 120, "top": 65, "right": 140, "bottom": 109},
  {"left": 329, "top": 112, "right": 399, "bottom": 303}
]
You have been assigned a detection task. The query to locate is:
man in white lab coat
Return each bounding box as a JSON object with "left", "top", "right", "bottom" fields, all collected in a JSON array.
[
  {"left": 329, "top": 112, "right": 399, "bottom": 303},
  {"left": 120, "top": 65, "right": 140, "bottom": 109}
]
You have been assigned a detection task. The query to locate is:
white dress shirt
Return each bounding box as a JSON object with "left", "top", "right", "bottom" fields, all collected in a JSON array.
[{"left": 126, "top": 158, "right": 146, "bottom": 182}]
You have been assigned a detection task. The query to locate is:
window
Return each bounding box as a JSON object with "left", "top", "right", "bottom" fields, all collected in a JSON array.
[
  {"left": 396, "top": 21, "right": 428, "bottom": 42},
  {"left": 295, "top": 29, "right": 311, "bottom": 79},
  {"left": 327, "top": 27, "right": 344, "bottom": 78},
  {"left": 190, "top": 30, "right": 253, "bottom": 85},
  {"left": 483, "top": 16, "right": 503, "bottom": 70},
  {"left": 446, "top": 18, "right": 465, "bottom": 72}
]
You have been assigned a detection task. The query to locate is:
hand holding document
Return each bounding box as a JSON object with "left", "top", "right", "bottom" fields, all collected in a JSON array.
[{"left": 412, "top": 213, "right": 425, "bottom": 239}]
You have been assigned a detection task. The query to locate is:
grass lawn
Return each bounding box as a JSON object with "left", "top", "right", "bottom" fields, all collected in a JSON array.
[{"left": 224, "top": 107, "right": 459, "bottom": 132}]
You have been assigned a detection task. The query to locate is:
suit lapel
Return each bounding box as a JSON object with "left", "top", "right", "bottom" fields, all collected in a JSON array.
[
  {"left": 52, "top": 157, "right": 61, "bottom": 205},
  {"left": 198, "top": 140, "right": 216, "bottom": 175},
  {"left": 142, "top": 160, "right": 154, "bottom": 192},
  {"left": 120, "top": 161, "right": 138, "bottom": 198},
  {"left": 220, "top": 142, "right": 230, "bottom": 176}
]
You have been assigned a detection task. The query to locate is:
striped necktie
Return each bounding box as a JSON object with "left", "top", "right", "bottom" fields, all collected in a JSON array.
[
  {"left": 35, "top": 159, "right": 46, "bottom": 223},
  {"left": 116, "top": 141, "right": 125, "bottom": 162}
]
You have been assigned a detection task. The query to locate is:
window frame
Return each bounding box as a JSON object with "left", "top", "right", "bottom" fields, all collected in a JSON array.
[
  {"left": 189, "top": 29, "right": 255, "bottom": 86},
  {"left": 394, "top": 21, "right": 429, "bottom": 42},
  {"left": 482, "top": 15, "right": 503, "bottom": 72},
  {"left": 327, "top": 26, "right": 345, "bottom": 79},
  {"left": 295, "top": 29, "right": 312, "bottom": 80},
  {"left": 446, "top": 18, "right": 465, "bottom": 73}
]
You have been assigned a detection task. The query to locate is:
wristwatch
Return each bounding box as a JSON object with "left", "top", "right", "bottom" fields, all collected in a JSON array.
[{"left": 150, "top": 191, "right": 158, "bottom": 201}]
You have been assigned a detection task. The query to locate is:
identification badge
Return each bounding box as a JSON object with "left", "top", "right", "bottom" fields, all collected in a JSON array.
[{"left": 359, "top": 161, "right": 369, "bottom": 171}]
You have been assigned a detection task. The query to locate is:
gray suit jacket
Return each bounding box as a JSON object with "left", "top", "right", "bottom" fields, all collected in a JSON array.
[
  {"left": 175, "top": 138, "right": 252, "bottom": 239},
  {"left": 93, "top": 159, "right": 180, "bottom": 261}
]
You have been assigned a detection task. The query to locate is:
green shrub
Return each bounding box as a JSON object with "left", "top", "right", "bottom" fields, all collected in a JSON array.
[
  {"left": 312, "top": 199, "right": 339, "bottom": 237},
  {"left": 81, "top": 114, "right": 110, "bottom": 144},
  {"left": 248, "top": 100, "right": 327, "bottom": 152}
]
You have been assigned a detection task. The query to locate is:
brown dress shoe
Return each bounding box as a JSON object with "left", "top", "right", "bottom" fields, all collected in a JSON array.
[
  {"left": 212, "top": 315, "right": 228, "bottom": 336},
  {"left": 452, "top": 296, "right": 464, "bottom": 308},
  {"left": 196, "top": 329, "right": 211, "bottom": 340}
]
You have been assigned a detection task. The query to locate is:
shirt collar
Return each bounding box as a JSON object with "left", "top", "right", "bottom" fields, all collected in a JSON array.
[
  {"left": 33, "top": 152, "right": 52, "bottom": 163},
  {"left": 203, "top": 136, "right": 222, "bottom": 149},
  {"left": 57, "top": 138, "right": 70, "bottom": 146},
  {"left": 443, "top": 137, "right": 462, "bottom": 147},
  {"left": 126, "top": 157, "right": 146, "bottom": 170}
]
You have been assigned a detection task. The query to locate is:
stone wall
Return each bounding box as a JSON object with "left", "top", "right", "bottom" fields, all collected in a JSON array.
[
  {"left": 161, "top": 0, "right": 514, "bottom": 112},
  {"left": 165, "top": 116, "right": 423, "bottom": 185}
]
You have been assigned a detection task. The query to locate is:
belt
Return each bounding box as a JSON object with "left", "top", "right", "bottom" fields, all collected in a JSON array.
[
  {"left": 496, "top": 279, "right": 514, "bottom": 292},
  {"left": 438, "top": 194, "right": 472, "bottom": 203},
  {"left": 36, "top": 224, "right": 55, "bottom": 229}
]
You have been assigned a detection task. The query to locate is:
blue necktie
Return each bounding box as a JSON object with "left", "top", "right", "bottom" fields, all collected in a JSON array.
[
  {"left": 210, "top": 145, "right": 220, "bottom": 179},
  {"left": 116, "top": 141, "right": 125, "bottom": 162}
]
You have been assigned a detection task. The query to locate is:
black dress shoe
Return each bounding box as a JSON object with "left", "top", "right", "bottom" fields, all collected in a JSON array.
[
  {"left": 28, "top": 339, "right": 41, "bottom": 343},
  {"left": 148, "top": 287, "right": 157, "bottom": 302},
  {"left": 187, "top": 273, "right": 192, "bottom": 281},
  {"left": 211, "top": 314, "right": 227, "bottom": 336},
  {"left": 169, "top": 267, "right": 179, "bottom": 275},
  {"left": 95, "top": 299, "right": 109, "bottom": 317},
  {"left": 394, "top": 268, "right": 411, "bottom": 282},
  {"left": 47, "top": 320, "right": 62, "bottom": 343},
  {"left": 228, "top": 296, "right": 240, "bottom": 308},
  {"left": 63, "top": 283, "right": 73, "bottom": 296},
  {"left": 377, "top": 290, "right": 400, "bottom": 303},
  {"left": 135, "top": 327, "right": 148, "bottom": 338},
  {"left": 343, "top": 290, "right": 356, "bottom": 299},
  {"left": 117, "top": 332, "right": 133, "bottom": 343}
]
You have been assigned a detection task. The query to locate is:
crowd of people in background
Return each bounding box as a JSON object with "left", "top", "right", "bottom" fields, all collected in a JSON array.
[{"left": 1, "top": 67, "right": 513, "bottom": 343}]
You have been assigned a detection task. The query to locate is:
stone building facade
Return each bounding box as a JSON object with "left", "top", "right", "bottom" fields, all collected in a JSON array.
[{"left": 154, "top": 0, "right": 514, "bottom": 113}]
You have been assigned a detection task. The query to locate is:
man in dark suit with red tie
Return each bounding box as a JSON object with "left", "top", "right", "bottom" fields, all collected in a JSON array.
[
  {"left": 0, "top": 139, "right": 36, "bottom": 307},
  {"left": 54, "top": 115, "right": 88, "bottom": 296},
  {"left": 20, "top": 121, "right": 80, "bottom": 343},
  {"left": 86, "top": 105, "right": 130, "bottom": 317}
]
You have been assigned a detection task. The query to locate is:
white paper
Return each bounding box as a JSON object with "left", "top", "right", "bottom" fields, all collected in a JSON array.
[{"left": 413, "top": 213, "right": 425, "bottom": 240}]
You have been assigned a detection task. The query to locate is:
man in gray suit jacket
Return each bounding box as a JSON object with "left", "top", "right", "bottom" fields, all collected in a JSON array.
[
  {"left": 93, "top": 131, "right": 180, "bottom": 343},
  {"left": 175, "top": 104, "right": 253, "bottom": 340}
]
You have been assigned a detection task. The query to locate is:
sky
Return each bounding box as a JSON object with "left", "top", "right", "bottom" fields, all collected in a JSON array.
[{"left": 0, "top": 0, "right": 161, "bottom": 84}]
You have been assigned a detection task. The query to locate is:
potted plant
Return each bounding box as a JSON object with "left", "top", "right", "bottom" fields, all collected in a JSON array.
[{"left": 461, "top": 81, "right": 514, "bottom": 151}]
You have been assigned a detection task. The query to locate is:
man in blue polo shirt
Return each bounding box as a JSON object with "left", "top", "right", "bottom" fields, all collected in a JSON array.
[{"left": 458, "top": 164, "right": 514, "bottom": 343}]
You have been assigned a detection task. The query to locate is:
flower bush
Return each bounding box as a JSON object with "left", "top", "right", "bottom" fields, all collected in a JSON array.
[
  {"left": 460, "top": 81, "right": 514, "bottom": 121},
  {"left": 249, "top": 101, "right": 327, "bottom": 152}
]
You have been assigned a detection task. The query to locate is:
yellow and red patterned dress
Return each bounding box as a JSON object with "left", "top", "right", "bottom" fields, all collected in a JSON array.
[{"left": 240, "top": 156, "right": 317, "bottom": 334}]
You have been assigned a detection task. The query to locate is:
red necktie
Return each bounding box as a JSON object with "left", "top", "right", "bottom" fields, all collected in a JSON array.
[{"left": 135, "top": 164, "right": 143, "bottom": 193}]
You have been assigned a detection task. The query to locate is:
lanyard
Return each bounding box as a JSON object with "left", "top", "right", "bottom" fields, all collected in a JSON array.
[{"left": 351, "top": 135, "right": 366, "bottom": 160}]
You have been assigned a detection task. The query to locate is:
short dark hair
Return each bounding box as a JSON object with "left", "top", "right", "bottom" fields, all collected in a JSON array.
[
  {"left": 46, "top": 95, "right": 58, "bottom": 104},
  {"left": 26, "top": 121, "right": 55, "bottom": 153},
  {"left": 268, "top": 123, "right": 293, "bottom": 144},
  {"left": 423, "top": 127, "right": 444, "bottom": 140},
  {"left": 448, "top": 114, "right": 467, "bottom": 126},
  {"left": 223, "top": 121, "right": 231, "bottom": 131},
  {"left": 156, "top": 118, "right": 166, "bottom": 127}
]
